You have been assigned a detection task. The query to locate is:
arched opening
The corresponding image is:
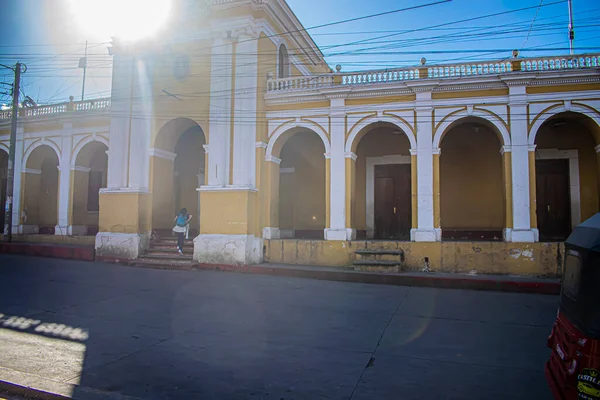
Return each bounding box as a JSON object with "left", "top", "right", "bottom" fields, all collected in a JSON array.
[
  {"left": 151, "top": 118, "right": 206, "bottom": 235},
  {"left": 277, "top": 130, "right": 326, "bottom": 239},
  {"left": 278, "top": 44, "right": 289, "bottom": 79},
  {"left": 22, "top": 145, "right": 60, "bottom": 234},
  {"left": 533, "top": 111, "right": 600, "bottom": 241},
  {"left": 0, "top": 149, "right": 7, "bottom": 233},
  {"left": 440, "top": 118, "right": 505, "bottom": 241},
  {"left": 72, "top": 141, "right": 108, "bottom": 235},
  {"left": 353, "top": 122, "right": 413, "bottom": 240}
]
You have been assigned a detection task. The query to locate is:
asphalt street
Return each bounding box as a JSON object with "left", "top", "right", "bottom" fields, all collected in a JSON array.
[{"left": 0, "top": 255, "right": 557, "bottom": 399}]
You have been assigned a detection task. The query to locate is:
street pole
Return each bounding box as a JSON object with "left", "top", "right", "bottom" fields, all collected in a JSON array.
[
  {"left": 568, "top": 0, "right": 575, "bottom": 55},
  {"left": 81, "top": 41, "right": 88, "bottom": 101},
  {"left": 3, "top": 62, "right": 23, "bottom": 241}
]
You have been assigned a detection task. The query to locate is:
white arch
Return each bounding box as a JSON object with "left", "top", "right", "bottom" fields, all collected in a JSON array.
[
  {"left": 266, "top": 120, "right": 331, "bottom": 157},
  {"left": 22, "top": 139, "right": 61, "bottom": 169},
  {"left": 433, "top": 110, "right": 511, "bottom": 149},
  {"left": 529, "top": 104, "right": 600, "bottom": 145},
  {"left": 345, "top": 115, "right": 417, "bottom": 153},
  {"left": 0, "top": 141, "right": 8, "bottom": 155},
  {"left": 72, "top": 135, "right": 109, "bottom": 166}
]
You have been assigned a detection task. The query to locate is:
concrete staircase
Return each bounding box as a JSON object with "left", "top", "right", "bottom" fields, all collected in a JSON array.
[
  {"left": 351, "top": 247, "right": 405, "bottom": 273},
  {"left": 131, "top": 235, "right": 197, "bottom": 270}
]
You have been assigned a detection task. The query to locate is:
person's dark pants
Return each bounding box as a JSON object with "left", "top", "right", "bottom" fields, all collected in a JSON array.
[{"left": 176, "top": 232, "right": 184, "bottom": 251}]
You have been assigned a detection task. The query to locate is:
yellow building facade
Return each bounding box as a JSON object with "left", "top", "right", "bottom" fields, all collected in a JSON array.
[{"left": 1, "top": 0, "right": 600, "bottom": 275}]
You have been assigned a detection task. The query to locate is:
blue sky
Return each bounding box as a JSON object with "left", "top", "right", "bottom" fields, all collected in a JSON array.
[{"left": 1, "top": 0, "right": 599, "bottom": 106}]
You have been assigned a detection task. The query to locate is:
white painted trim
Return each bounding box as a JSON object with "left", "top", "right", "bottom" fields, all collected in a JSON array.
[
  {"left": 433, "top": 109, "right": 511, "bottom": 148},
  {"left": 345, "top": 115, "right": 416, "bottom": 152},
  {"left": 280, "top": 229, "right": 295, "bottom": 239},
  {"left": 22, "top": 139, "right": 61, "bottom": 169},
  {"left": 431, "top": 148, "right": 441, "bottom": 155},
  {"left": 366, "top": 154, "right": 411, "bottom": 239},
  {"left": 23, "top": 168, "right": 42, "bottom": 175},
  {"left": 99, "top": 188, "right": 151, "bottom": 194},
  {"left": 324, "top": 152, "right": 331, "bottom": 159},
  {"left": 0, "top": 141, "right": 9, "bottom": 154},
  {"left": 344, "top": 152, "right": 357, "bottom": 161},
  {"left": 529, "top": 104, "right": 600, "bottom": 145},
  {"left": 500, "top": 145, "right": 512, "bottom": 155},
  {"left": 148, "top": 148, "right": 177, "bottom": 161},
  {"left": 255, "top": 141, "right": 268, "bottom": 149},
  {"left": 280, "top": 167, "right": 295, "bottom": 174},
  {"left": 72, "top": 136, "right": 109, "bottom": 164},
  {"left": 536, "top": 148, "right": 581, "bottom": 229},
  {"left": 202, "top": 144, "right": 210, "bottom": 154},
  {"left": 265, "top": 155, "right": 281, "bottom": 164},
  {"left": 263, "top": 227, "right": 280, "bottom": 240},
  {"left": 197, "top": 185, "right": 258, "bottom": 192},
  {"left": 71, "top": 165, "right": 91, "bottom": 173},
  {"left": 595, "top": 144, "right": 600, "bottom": 153},
  {"left": 266, "top": 120, "right": 331, "bottom": 157}
]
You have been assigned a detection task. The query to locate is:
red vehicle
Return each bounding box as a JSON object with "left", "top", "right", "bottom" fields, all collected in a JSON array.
[{"left": 546, "top": 213, "right": 600, "bottom": 400}]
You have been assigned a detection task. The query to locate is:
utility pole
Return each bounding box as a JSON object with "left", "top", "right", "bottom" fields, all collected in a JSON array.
[
  {"left": 79, "top": 41, "right": 88, "bottom": 101},
  {"left": 568, "top": 0, "right": 575, "bottom": 55},
  {"left": 3, "top": 62, "right": 25, "bottom": 241}
]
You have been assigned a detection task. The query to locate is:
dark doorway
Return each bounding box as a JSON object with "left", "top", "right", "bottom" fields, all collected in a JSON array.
[
  {"left": 374, "top": 164, "right": 411, "bottom": 240},
  {"left": 536, "top": 159, "right": 571, "bottom": 241},
  {"left": 1, "top": 177, "right": 6, "bottom": 233}
]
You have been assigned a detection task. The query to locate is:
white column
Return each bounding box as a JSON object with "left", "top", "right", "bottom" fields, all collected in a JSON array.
[
  {"left": 232, "top": 33, "right": 258, "bottom": 187},
  {"left": 507, "top": 83, "right": 536, "bottom": 242},
  {"left": 128, "top": 57, "right": 152, "bottom": 191},
  {"left": 11, "top": 136, "right": 24, "bottom": 234},
  {"left": 207, "top": 37, "right": 233, "bottom": 186},
  {"left": 56, "top": 126, "right": 73, "bottom": 235},
  {"left": 106, "top": 53, "right": 133, "bottom": 189},
  {"left": 325, "top": 98, "right": 349, "bottom": 240},
  {"left": 413, "top": 91, "right": 438, "bottom": 241}
]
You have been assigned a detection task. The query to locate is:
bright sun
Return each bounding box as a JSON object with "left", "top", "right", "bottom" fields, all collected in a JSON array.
[{"left": 69, "top": 0, "right": 171, "bottom": 41}]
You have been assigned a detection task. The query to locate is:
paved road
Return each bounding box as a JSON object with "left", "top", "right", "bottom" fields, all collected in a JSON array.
[{"left": 0, "top": 255, "right": 557, "bottom": 399}]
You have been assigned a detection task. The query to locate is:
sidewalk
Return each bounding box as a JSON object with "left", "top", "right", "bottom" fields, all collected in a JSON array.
[
  {"left": 195, "top": 263, "right": 561, "bottom": 295},
  {"left": 0, "top": 242, "right": 94, "bottom": 261}
]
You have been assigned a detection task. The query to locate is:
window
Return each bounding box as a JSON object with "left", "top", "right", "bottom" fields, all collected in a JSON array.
[
  {"left": 278, "top": 44, "right": 289, "bottom": 78},
  {"left": 563, "top": 250, "right": 582, "bottom": 301},
  {"left": 87, "top": 171, "right": 103, "bottom": 212}
]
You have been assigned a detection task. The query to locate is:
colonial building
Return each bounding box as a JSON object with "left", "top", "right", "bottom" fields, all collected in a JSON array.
[{"left": 1, "top": 0, "right": 599, "bottom": 275}]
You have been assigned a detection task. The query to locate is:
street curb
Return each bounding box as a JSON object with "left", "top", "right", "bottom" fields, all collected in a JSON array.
[
  {"left": 0, "top": 243, "right": 94, "bottom": 262},
  {"left": 195, "top": 263, "right": 561, "bottom": 295}
]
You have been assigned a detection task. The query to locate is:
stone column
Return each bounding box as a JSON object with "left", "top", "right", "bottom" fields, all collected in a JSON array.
[
  {"left": 506, "top": 81, "right": 536, "bottom": 242},
  {"left": 411, "top": 149, "right": 418, "bottom": 233},
  {"left": 413, "top": 90, "right": 438, "bottom": 242},
  {"left": 262, "top": 155, "right": 281, "bottom": 239},
  {"left": 325, "top": 98, "right": 350, "bottom": 241},
  {"left": 529, "top": 145, "right": 538, "bottom": 236},
  {"left": 431, "top": 148, "right": 441, "bottom": 237},
  {"left": 56, "top": 127, "right": 73, "bottom": 235},
  {"left": 501, "top": 146, "right": 514, "bottom": 241},
  {"left": 344, "top": 152, "right": 357, "bottom": 240}
]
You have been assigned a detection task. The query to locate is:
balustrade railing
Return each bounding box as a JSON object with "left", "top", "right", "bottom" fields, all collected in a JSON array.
[
  {"left": 0, "top": 97, "right": 111, "bottom": 121},
  {"left": 266, "top": 53, "right": 600, "bottom": 93}
]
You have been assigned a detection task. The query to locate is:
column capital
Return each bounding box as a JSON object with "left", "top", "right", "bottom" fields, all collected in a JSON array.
[
  {"left": 410, "top": 149, "right": 419, "bottom": 156},
  {"left": 202, "top": 144, "right": 210, "bottom": 154},
  {"left": 500, "top": 145, "right": 512, "bottom": 155},
  {"left": 255, "top": 141, "right": 267, "bottom": 149},
  {"left": 528, "top": 144, "right": 537, "bottom": 152},
  {"left": 265, "top": 155, "right": 281, "bottom": 165},
  {"left": 148, "top": 148, "right": 177, "bottom": 161},
  {"left": 324, "top": 152, "right": 331, "bottom": 159},
  {"left": 432, "top": 148, "right": 441, "bottom": 155},
  {"left": 344, "top": 152, "right": 357, "bottom": 161},
  {"left": 71, "top": 165, "right": 91, "bottom": 173},
  {"left": 23, "top": 168, "right": 42, "bottom": 175}
]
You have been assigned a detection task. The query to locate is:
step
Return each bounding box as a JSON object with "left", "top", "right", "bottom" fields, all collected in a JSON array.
[
  {"left": 138, "top": 254, "right": 193, "bottom": 262},
  {"left": 353, "top": 260, "right": 402, "bottom": 267},
  {"left": 130, "top": 260, "right": 197, "bottom": 270},
  {"left": 146, "top": 247, "right": 193, "bottom": 255},
  {"left": 152, "top": 238, "right": 194, "bottom": 245},
  {"left": 355, "top": 250, "right": 404, "bottom": 256}
]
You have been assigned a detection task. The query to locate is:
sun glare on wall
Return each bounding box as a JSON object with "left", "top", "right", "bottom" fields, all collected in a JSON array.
[{"left": 69, "top": 0, "right": 172, "bottom": 41}]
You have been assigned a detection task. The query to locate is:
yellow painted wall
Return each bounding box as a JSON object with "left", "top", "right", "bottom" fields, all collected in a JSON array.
[
  {"left": 535, "top": 119, "right": 599, "bottom": 221},
  {"left": 279, "top": 133, "right": 326, "bottom": 233},
  {"left": 264, "top": 239, "right": 563, "bottom": 276},
  {"left": 257, "top": 33, "right": 276, "bottom": 143},
  {"left": 354, "top": 128, "right": 411, "bottom": 231},
  {"left": 199, "top": 190, "right": 258, "bottom": 236},
  {"left": 99, "top": 192, "right": 151, "bottom": 234},
  {"left": 440, "top": 124, "right": 504, "bottom": 229}
]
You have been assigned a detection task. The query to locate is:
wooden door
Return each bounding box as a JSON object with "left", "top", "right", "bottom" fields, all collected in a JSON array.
[
  {"left": 374, "top": 164, "right": 411, "bottom": 240},
  {"left": 536, "top": 159, "right": 571, "bottom": 241}
]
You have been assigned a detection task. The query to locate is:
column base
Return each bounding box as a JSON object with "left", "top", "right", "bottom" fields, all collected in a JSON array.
[
  {"left": 55, "top": 225, "right": 70, "bottom": 236},
  {"left": 263, "top": 227, "right": 280, "bottom": 240},
  {"left": 68, "top": 226, "right": 88, "bottom": 236},
  {"left": 194, "top": 234, "right": 263, "bottom": 265},
  {"left": 324, "top": 228, "right": 353, "bottom": 241},
  {"left": 411, "top": 228, "right": 441, "bottom": 242},
  {"left": 95, "top": 232, "right": 150, "bottom": 261},
  {"left": 20, "top": 225, "right": 39, "bottom": 235},
  {"left": 504, "top": 228, "right": 537, "bottom": 243}
]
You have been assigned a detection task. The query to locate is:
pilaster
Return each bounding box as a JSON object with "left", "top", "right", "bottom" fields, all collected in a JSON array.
[{"left": 56, "top": 126, "right": 73, "bottom": 235}]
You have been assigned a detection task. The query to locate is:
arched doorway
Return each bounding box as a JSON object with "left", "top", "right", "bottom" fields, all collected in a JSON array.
[
  {"left": 439, "top": 118, "right": 506, "bottom": 241},
  {"left": 0, "top": 149, "right": 7, "bottom": 233},
  {"left": 72, "top": 141, "right": 108, "bottom": 235},
  {"left": 533, "top": 112, "right": 600, "bottom": 241},
  {"left": 22, "top": 144, "right": 60, "bottom": 234},
  {"left": 352, "top": 123, "right": 413, "bottom": 240},
  {"left": 151, "top": 118, "right": 206, "bottom": 234}
]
